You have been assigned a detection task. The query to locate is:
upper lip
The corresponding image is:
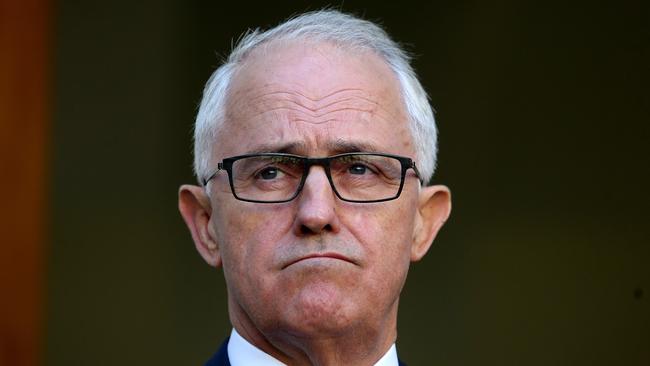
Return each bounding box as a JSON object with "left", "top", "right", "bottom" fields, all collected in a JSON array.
[{"left": 282, "top": 252, "right": 355, "bottom": 269}]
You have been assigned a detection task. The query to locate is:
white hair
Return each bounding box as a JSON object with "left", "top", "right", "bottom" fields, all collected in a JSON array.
[{"left": 194, "top": 9, "right": 438, "bottom": 185}]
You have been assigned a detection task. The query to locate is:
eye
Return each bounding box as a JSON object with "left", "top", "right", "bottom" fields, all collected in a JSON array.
[
  {"left": 258, "top": 167, "right": 280, "bottom": 180},
  {"left": 348, "top": 164, "right": 368, "bottom": 175}
]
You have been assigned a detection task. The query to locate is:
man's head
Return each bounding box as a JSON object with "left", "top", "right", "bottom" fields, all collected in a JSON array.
[
  {"left": 179, "top": 10, "right": 451, "bottom": 364},
  {"left": 193, "top": 10, "right": 439, "bottom": 186}
]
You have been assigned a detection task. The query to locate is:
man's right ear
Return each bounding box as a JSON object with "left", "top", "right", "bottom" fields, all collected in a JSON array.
[{"left": 178, "top": 185, "right": 222, "bottom": 268}]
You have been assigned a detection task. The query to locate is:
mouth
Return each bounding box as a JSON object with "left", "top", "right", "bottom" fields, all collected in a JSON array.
[{"left": 282, "top": 252, "right": 355, "bottom": 269}]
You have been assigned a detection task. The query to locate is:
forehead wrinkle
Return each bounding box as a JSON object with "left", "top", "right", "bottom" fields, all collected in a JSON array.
[
  {"left": 259, "top": 96, "right": 376, "bottom": 114},
  {"left": 293, "top": 118, "right": 338, "bottom": 125},
  {"left": 252, "top": 91, "right": 378, "bottom": 114},
  {"left": 248, "top": 97, "right": 397, "bottom": 131},
  {"left": 258, "top": 105, "right": 376, "bottom": 121},
  {"left": 231, "top": 84, "right": 395, "bottom": 121},
  {"left": 249, "top": 87, "right": 368, "bottom": 103},
  {"left": 253, "top": 98, "right": 375, "bottom": 114}
]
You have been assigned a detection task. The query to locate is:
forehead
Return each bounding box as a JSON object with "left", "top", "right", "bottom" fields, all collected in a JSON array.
[{"left": 216, "top": 40, "right": 414, "bottom": 157}]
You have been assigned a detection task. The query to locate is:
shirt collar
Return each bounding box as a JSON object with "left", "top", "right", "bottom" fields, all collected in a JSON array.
[{"left": 227, "top": 328, "right": 399, "bottom": 366}]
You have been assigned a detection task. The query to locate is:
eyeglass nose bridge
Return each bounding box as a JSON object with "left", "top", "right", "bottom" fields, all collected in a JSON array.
[{"left": 293, "top": 157, "right": 340, "bottom": 200}]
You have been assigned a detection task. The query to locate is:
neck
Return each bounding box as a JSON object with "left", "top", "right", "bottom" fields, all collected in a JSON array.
[{"left": 229, "top": 300, "right": 399, "bottom": 366}]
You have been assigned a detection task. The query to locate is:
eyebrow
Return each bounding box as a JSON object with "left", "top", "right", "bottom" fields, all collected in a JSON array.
[
  {"left": 326, "top": 139, "right": 381, "bottom": 154},
  {"left": 245, "top": 139, "right": 381, "bottom": 156},
  {"left": 247, "top": 142, "right": 307, "bottom": 155}
]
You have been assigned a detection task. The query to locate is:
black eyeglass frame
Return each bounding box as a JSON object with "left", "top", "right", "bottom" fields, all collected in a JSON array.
[{"left": 202, "top": 152, "right": 423, "bottom": 204}]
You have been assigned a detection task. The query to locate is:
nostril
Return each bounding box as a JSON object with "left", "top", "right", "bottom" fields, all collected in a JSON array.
[
  {"left": 300, "top": 225, "right": 311, "bottom": 235},
  {"left": 299, "top": 223, "right": 332, "bottom": 235}
]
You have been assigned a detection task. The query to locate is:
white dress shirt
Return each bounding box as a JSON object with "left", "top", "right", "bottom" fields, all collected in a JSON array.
[{"left": 228, "top": 328, "right": 399, "bottom": 366}]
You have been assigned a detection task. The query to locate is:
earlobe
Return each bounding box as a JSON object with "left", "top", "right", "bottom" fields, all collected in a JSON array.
[
  {"left": 178, "top": 184, "right": 222, "bottom": 267},
  {"left": 411, "top": 185, "right": 452, "bottom": 262}
]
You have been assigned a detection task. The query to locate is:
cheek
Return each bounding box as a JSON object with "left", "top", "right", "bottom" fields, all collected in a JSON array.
[
  {"left": 216, "top": 203, "right": 293, "bottom": 269},
  {"left": 340, "top": 202, "right": 417, "bottom": 310},
  {"left": 346, "top": 200, "right": 416, "bottom": 265},
  {"left": 215, "top": 205, "right": 295, "bottom": 309}
]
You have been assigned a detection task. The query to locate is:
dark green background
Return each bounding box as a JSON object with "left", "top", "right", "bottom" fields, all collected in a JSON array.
[{"left": 48, "top": 1, "right": 649, "bottom": 365}]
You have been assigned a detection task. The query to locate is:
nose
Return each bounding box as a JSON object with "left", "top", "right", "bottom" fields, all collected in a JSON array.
[{"left": 292, "top": 165, "right": 341, "bottom": 236}]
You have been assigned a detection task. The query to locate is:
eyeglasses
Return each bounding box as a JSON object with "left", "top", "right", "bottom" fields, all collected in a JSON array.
[{"left": 203, "top": 152, "right": 422, "bottom": 203}]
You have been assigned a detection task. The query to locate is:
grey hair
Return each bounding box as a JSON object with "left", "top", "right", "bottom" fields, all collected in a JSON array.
[{"left": 194, "top": 9, "right": 438, "bottom": 185}]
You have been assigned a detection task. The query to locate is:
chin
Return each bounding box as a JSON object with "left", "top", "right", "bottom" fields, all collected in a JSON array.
[{"left": 280, "top": 282, "right": 360, "bottom": 337}]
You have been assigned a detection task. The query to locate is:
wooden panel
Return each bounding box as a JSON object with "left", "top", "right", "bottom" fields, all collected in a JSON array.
[{"left": 0, "top": 0, "right": 50, "bottom": 365}]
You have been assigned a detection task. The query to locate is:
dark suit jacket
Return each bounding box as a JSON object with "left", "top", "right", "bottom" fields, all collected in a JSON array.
[
  {"left": 204, "top": 337, "right": 406, "bottom": 366},
  {"left": 204, "top": 338, "right": 231, "bottom": 366}
]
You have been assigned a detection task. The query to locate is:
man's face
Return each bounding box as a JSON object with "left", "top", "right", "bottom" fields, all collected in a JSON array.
[{"left": 193, "top": 41, "right": 441, "bottom": 341}]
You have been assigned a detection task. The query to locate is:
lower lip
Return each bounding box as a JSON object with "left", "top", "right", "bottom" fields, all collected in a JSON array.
[{"left": 287, "top": 256, "right": 352, "bottom": 268}]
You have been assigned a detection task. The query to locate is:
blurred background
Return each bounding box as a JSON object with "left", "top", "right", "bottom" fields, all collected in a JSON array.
[{"left": 1, "top": 0, "right": 648, "bottom": 365}]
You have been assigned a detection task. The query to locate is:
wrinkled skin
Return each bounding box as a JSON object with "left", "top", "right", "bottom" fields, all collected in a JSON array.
[{"left": 179, "top": 40, "right": 451, "bottom": 366}]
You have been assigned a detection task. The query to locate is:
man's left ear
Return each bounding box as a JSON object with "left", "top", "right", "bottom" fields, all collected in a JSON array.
[{"left": 411, "top": 185, "right": 452, "bottom": 261}]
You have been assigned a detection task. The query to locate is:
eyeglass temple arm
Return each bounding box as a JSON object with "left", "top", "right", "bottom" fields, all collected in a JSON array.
[
  {"left": 202, "top": 163, "right": 224, "bottom": 186},
  {"left": 410, "top": 161, "right": 424, "bottom": 185}
]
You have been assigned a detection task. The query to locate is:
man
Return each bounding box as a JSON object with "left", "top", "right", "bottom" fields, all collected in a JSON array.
[{"left": 179, "top": 9, "right": 451, "bottom": 366}]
